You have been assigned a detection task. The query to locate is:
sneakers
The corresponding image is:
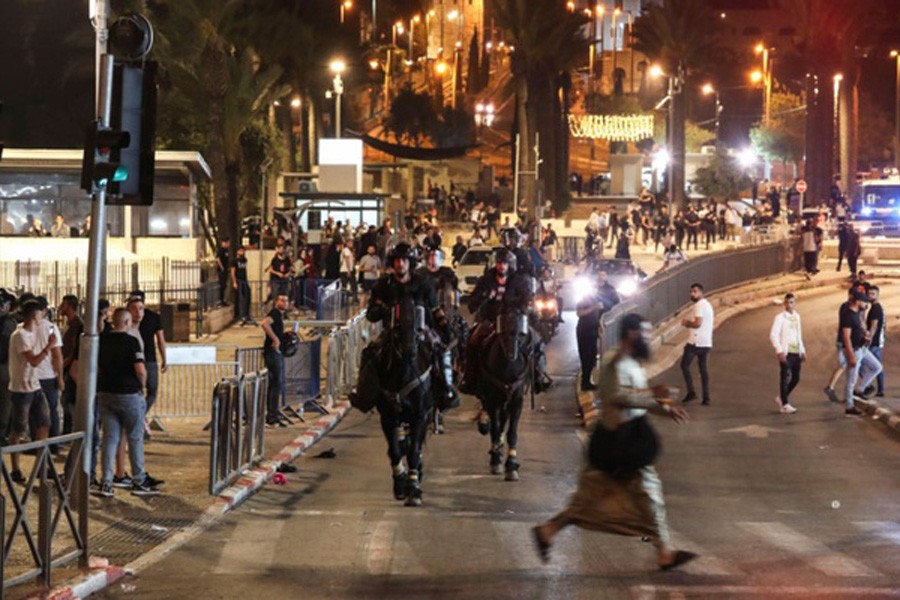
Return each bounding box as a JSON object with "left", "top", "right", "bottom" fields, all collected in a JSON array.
[
  {"left": 93, "top": 482, "right": 114, "bottom": 498},
  {"left": 856, "top": 386, "right": 876, "bottom": 400},
  {"left": 131, "top": 478, "right": 163, "bottom": 496},
  {"left": 112, "top": 474, "right": 133, "bottom": 488},
  {"left": 824, "top": 386, "right": 840, "bottom": 404},
  {"left": 780, "top": 403, "right": 798, "bottom": 414},
  {"left": 143, "top": 474, "right": 166, "bottom": 489},
  {"left": 845, "top": 406, "right": 864, "bottom": 417},
  {"left": 10, "top": 469, "right": 25, "bottom": 484},
  {"left": 681, "top": 393, "right": 697, "bottom": 404}
]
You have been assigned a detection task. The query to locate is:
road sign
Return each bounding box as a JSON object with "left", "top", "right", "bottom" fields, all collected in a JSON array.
[{"left": 796, "top": 179, "right": 807, "bottom": 193}]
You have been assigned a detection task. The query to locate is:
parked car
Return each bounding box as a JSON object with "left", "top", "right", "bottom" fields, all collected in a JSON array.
[{"left": 456, "top": 245, "right": 501, "bottom": 295}]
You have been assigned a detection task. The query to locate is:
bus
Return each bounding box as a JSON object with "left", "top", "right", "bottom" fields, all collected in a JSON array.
[{"left": 854, "top": 179, "right": 900, "bottom": 235}]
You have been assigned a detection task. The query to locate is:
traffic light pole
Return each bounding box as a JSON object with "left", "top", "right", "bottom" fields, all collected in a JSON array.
[{"left": 74, "top": 53, "right": 114, "bottom": 566}]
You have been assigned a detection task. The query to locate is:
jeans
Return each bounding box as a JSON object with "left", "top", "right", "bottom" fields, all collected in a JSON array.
[
  {"left": 218, "top": 271, "right": 228, "bottom": 305},
  {"left": 803, "top": 251, "right": 818, "bottom": 274},
  {"left": 145, "top": 362, "right": 159, "bottom": 410},
  {"left": 98, "top": 392, "right": 147, "bottom": 485},
  {"left": 838, "top": 347, "right": 882, "bottom": 409},
  {"left": 39, "top": 378, "right": 61, "bottom": 451},
  {"left": 779, "top": 353, "right": 802, "bottom": 404},
  {"left": 868, "top": 346, "right": 885, "bottom": 394},
  {"left": 680, "top": 343, "right": 711, "bottom": 401},
  {"left": 0, "top": 369, "right": 10, "bottom": 444},
  {"left": 62, "top": 373, "right": 76, "bottom": 435},
  {"left": 235, "top": 280, "right": 251, "bottom": 321},
  {"left": 264, "top": 348, "right": 285, "bottom": 422}
]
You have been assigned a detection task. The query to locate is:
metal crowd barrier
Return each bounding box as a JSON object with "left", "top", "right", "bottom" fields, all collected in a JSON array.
[
  {"left": 324, "top": 312, "right": 381, "bottom": 405},
  {"left": 599, "top": 240, "right": 798, "bottom": 354},
  {"left": 1, "top": 433, "right": 87, "bottom": 597},
  {"left": 149, "top": 362, "right": 240, "bottom": 420},
  {"left": 209, "top": 371, "right": 268, "bottom": 495}
]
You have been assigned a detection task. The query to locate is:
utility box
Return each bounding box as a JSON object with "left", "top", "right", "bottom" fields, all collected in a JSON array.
[{"left": 161, "top": 302, "right": 191, "bottom": 342}]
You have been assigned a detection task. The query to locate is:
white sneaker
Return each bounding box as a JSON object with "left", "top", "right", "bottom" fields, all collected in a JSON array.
[{"left": 780, "top": 403, "right": 798, "bottom": 414}]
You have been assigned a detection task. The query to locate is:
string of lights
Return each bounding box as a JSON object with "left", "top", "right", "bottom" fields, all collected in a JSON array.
[{"left": 568, "top": 114, "right": 655, "bottom": 141}]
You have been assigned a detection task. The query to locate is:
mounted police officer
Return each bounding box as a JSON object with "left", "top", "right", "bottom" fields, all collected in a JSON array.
[
  {"left": 360, "top": 242, "right": 459, "bottom": 410},
  {"left": 459, "top": 248, "right": 533, "bottom": 394}
]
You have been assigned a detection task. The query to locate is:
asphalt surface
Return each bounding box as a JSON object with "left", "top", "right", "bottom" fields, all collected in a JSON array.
[{"left": 99, "top": 288, "right": 900, "bottom": 600}]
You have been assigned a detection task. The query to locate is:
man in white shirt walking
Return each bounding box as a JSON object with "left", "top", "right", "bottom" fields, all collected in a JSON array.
[
  {"left": 769, "top": 293, "right": 805, "bottom": 414},
  {"left": 680, "top": 283, "right": 714, "bottom": 405}
]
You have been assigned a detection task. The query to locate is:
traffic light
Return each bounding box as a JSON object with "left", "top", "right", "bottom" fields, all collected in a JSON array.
[
  {"left": 80, "top": 120, "right": 131, "bottom": 192},
  {"left": 107, "top": 61, "right": 157, "bottom": 205}
]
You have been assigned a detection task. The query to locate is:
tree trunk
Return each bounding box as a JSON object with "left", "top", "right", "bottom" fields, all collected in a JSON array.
[
  {"left": 839, "top": 77, "right": 859, "bottom": 201},
  {"left": 671, "top": 83, "right": 686, "bottom": 208}
]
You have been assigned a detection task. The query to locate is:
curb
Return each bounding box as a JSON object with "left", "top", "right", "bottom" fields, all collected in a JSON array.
[
  {"left": 29, "top": 400, "right": 353, "bottom": 600},
  {"left": 852, "top": 398, "right": 900, "bottom": 438},
  {"left": 576, "top": 274, "right": 847, "bottom": 428}
]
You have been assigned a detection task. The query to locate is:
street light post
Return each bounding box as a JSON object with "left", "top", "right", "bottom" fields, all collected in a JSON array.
[
  {"left": 340, "top": 0, "right": 352, "bottom": 24},
  {"left": 612, "top": 8, "right": 621, "bottom": 86},
  {"left": 892, "top": 50, "right": 900, "bottom": 174},
  {"left": 329, "top": 59, "right": 345, "bottom": 138},
  {"left": 702, "top": 83, "right": 722, "bottom": 149}
]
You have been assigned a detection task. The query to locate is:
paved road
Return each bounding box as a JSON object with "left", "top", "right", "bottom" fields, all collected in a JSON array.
[{"left": 100, "top": 289, "right": 900, "bottom": 599}]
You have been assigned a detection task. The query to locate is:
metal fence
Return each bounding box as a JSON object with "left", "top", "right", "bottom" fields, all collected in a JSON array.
[
  {"left": 209, "top": 371, "right": 268, "bottom": 495},
  {"left": 0, "top": 258, "right": 216, "bottom": 309},
  {"left": 1, "top": 433, "right": 87, "bottom": 597},
  {"left": 150, "top": 362, "right": 241, "bottom": 420},
  {"left": 324, "top": 312, "right": 381, "bottom": 405},
  {"left": 599, "top": 240, "right": 799, "bottom": 353}
]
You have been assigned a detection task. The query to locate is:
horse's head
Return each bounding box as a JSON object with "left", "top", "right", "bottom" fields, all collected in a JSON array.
[
  {"left": 495, "top": 308, "right": 528, "bottom": 361},
  {"left": 388, "top": 297, "right": 423, "bottom": 359}
]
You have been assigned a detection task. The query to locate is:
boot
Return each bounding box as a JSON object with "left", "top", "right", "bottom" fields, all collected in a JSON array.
[{"left": 438, "top": 350, "right": 460, "bottom": 409}]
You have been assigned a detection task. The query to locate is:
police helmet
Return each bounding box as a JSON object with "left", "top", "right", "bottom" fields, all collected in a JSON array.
[
  {"left": 423, "top": 247, "right": 445, "bottom": 268},
  {"left": 389, "top": 242, "right": 418, "bottom": 270},
  {"left": 281, "top": 331, "right": 300, "bottom": 357},
  {"left": 500, "top": 227, "right": 521, "bottom": 249},
  {"left": 495, "top": 248, "right": 517, "bottom": 273}
]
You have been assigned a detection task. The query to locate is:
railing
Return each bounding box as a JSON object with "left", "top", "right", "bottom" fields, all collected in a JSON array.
[
  {"left": 324, "top": 312, "right": 381, "bottom": 405},
  {"left": 1, "top": 433, "right": 87, "bottom": 596},
  {"left": 209, "top": 371, "right": 268, "bottom": 495},
  {"left": 150, "top": 362, "right": 241, "bottom": 420},
  {"left": 599, "top": 240, "right": 799, "bottom": 354}
]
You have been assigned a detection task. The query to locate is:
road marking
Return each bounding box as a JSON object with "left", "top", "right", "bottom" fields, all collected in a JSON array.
[
  {"left": 854, "top": 521, "right": 900, "bottom": 545},
  {"left": 720, "top": 425, "right": 783, "bottom": 439},
  {"left": 667, "top": 528, "right": 742, "bottom": 576},
  {"left": 632, "top": 585, "right": 900, "bottom": 598},
  {"left": 213, "top": 517, "right": 286, "bottom": 574},
  {"left": 738, "top": 522, "right": 880, "bottom": 577},
  {"left": 365, "top": 519, "right": 396, "bottom": 575}
]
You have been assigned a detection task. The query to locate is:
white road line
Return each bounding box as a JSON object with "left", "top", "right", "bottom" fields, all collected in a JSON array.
[
  {"left": 212, "top": 517, "right": 286, "bottom": 574},
  {"left": 738, "top": 521, "right": 880, "bottom": 578},
  {"left": 492, "top": 521, "right": 545, "bottom": 571},
  {"left": 365, "top": 519, "right": 396, "bottom": 575},
  {"left": 632, "top": 584, "right": 900, "bottom": 598},
  {"left": 667, "top": 528, "right": 742, "bottom": 576},
  {"left": 854, "top": 521, "right": 900, "bottom": 545}
]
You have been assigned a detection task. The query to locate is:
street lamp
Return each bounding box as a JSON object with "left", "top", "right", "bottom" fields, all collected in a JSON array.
[
  {"left": 754, "top": 43, "right": 774, "bottom": 123},
  {"left": 749, "top": 69, "right": 763, "bottom": 84},
  {"left": 340, "top": 0, "right": 352, "bottom": 23},
  {"left": 892, "top": 50, "right": 900, "bottom": 174},
  {"left": 392, "top": 20, "right": 404, "bottom": 46},
  {"left": 701, "top": 82, "right": 722, "bottom": 149},
  {"left": 474, "top": 101, "right": 495, "bottom": 130},
  {"left": 329, "top": 59, "right": 346, "bottom": 138},
  {"left": 290, "top": 96, "right": 301, "bottom": 109},
  {"left": 410, "top": 15, "right": 420, "bottom": 60}
]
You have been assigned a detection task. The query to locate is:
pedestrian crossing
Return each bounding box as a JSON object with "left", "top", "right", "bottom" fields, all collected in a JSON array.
[{"left": 211, "top": 512, "right": 900, "bottom": 581}]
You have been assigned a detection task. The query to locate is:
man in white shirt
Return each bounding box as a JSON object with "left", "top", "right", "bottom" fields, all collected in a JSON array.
[
  {"left": 33, "top": 297, "right": 64, "bottom": 448},
  {"left": 680, "top": 283, "right": 714, "bottom": 405},
  {"left": 7, "top": 300, "right": 55, "bottom": 483},
  {"left": 340, "top": 239, "right": 358, "bottom": 304},
  {"left": 769, "top": 293, "right": 805, "bottom": 414}
]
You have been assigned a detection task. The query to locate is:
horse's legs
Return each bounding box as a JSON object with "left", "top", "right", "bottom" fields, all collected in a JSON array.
[
  {"left": 404, "top": 397, "right": 430, "bottom": 507},
  {"left": 379, "top": 407, "right": 408, "bottom": 500},
  {"left": 504, "top": 394, "right": 524, "bottom": 482},
  {"left": 488, "top": 397, "right": 504, "bottom": 475}
]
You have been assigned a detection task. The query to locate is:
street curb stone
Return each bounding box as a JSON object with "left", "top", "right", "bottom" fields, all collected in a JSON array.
[{"left": 27, "top": 400, "right": 352, "bottom": 599}]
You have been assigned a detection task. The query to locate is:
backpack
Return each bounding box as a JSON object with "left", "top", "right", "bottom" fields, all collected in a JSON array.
[{"left": 0, "top": 315, "right": 12, "bottom": 365}]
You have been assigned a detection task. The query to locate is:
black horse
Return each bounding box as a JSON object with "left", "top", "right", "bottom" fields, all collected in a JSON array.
[
  {"left": 373, "top": 297, "right": 435, "bottom": 506},
  {"left": 475, "top": 309, "right": 533, "bottom": 482}
]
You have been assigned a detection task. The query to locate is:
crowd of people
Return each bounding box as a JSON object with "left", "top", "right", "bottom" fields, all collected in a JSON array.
[{"left": 0, "top": 289, "right": 167, "bottom": 498}]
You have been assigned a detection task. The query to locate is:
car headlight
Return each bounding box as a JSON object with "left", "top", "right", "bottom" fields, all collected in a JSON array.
[
  {"left": 573, "top": 276, "right": 596, "bottom": 302},
  {"left": 862, "top": 207, "right": 873, "bottom": 217},
  {"left": 616, "top": 278, "right": 638, "bottom": 297}
]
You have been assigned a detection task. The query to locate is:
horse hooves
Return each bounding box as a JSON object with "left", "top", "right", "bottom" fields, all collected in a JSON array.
[
  {"left": 392, "top": 473, "right": 408, "bottom": 500},
  {"left": 491, "top": 463, "right": 504, "bottom": 475},
  {"left": 404, "top": 492, "right": 423, "bottom": 507},
  {"left": 505, "top": 469, "right": 520, "bottom": 482}
]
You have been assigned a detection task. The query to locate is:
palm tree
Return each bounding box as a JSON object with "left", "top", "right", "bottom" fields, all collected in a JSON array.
[
  {"left": 490, "top": 0, "right": 587, "bottom": 216},
  {"left": 147, "top": 0, "right": 285, "bottom": 249},
  {"left": 632, "top": 0, "right": 721, "bottom": 208}
]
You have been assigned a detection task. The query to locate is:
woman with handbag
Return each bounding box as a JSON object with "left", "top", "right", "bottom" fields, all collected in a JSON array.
[{"left": 532, "top": 313, "right": 697, "bottom": 571}]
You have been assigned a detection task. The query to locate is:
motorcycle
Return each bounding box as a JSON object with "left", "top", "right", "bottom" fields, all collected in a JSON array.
[{"left": 534, "top": 292, "right": 559, "bottom": 343}]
